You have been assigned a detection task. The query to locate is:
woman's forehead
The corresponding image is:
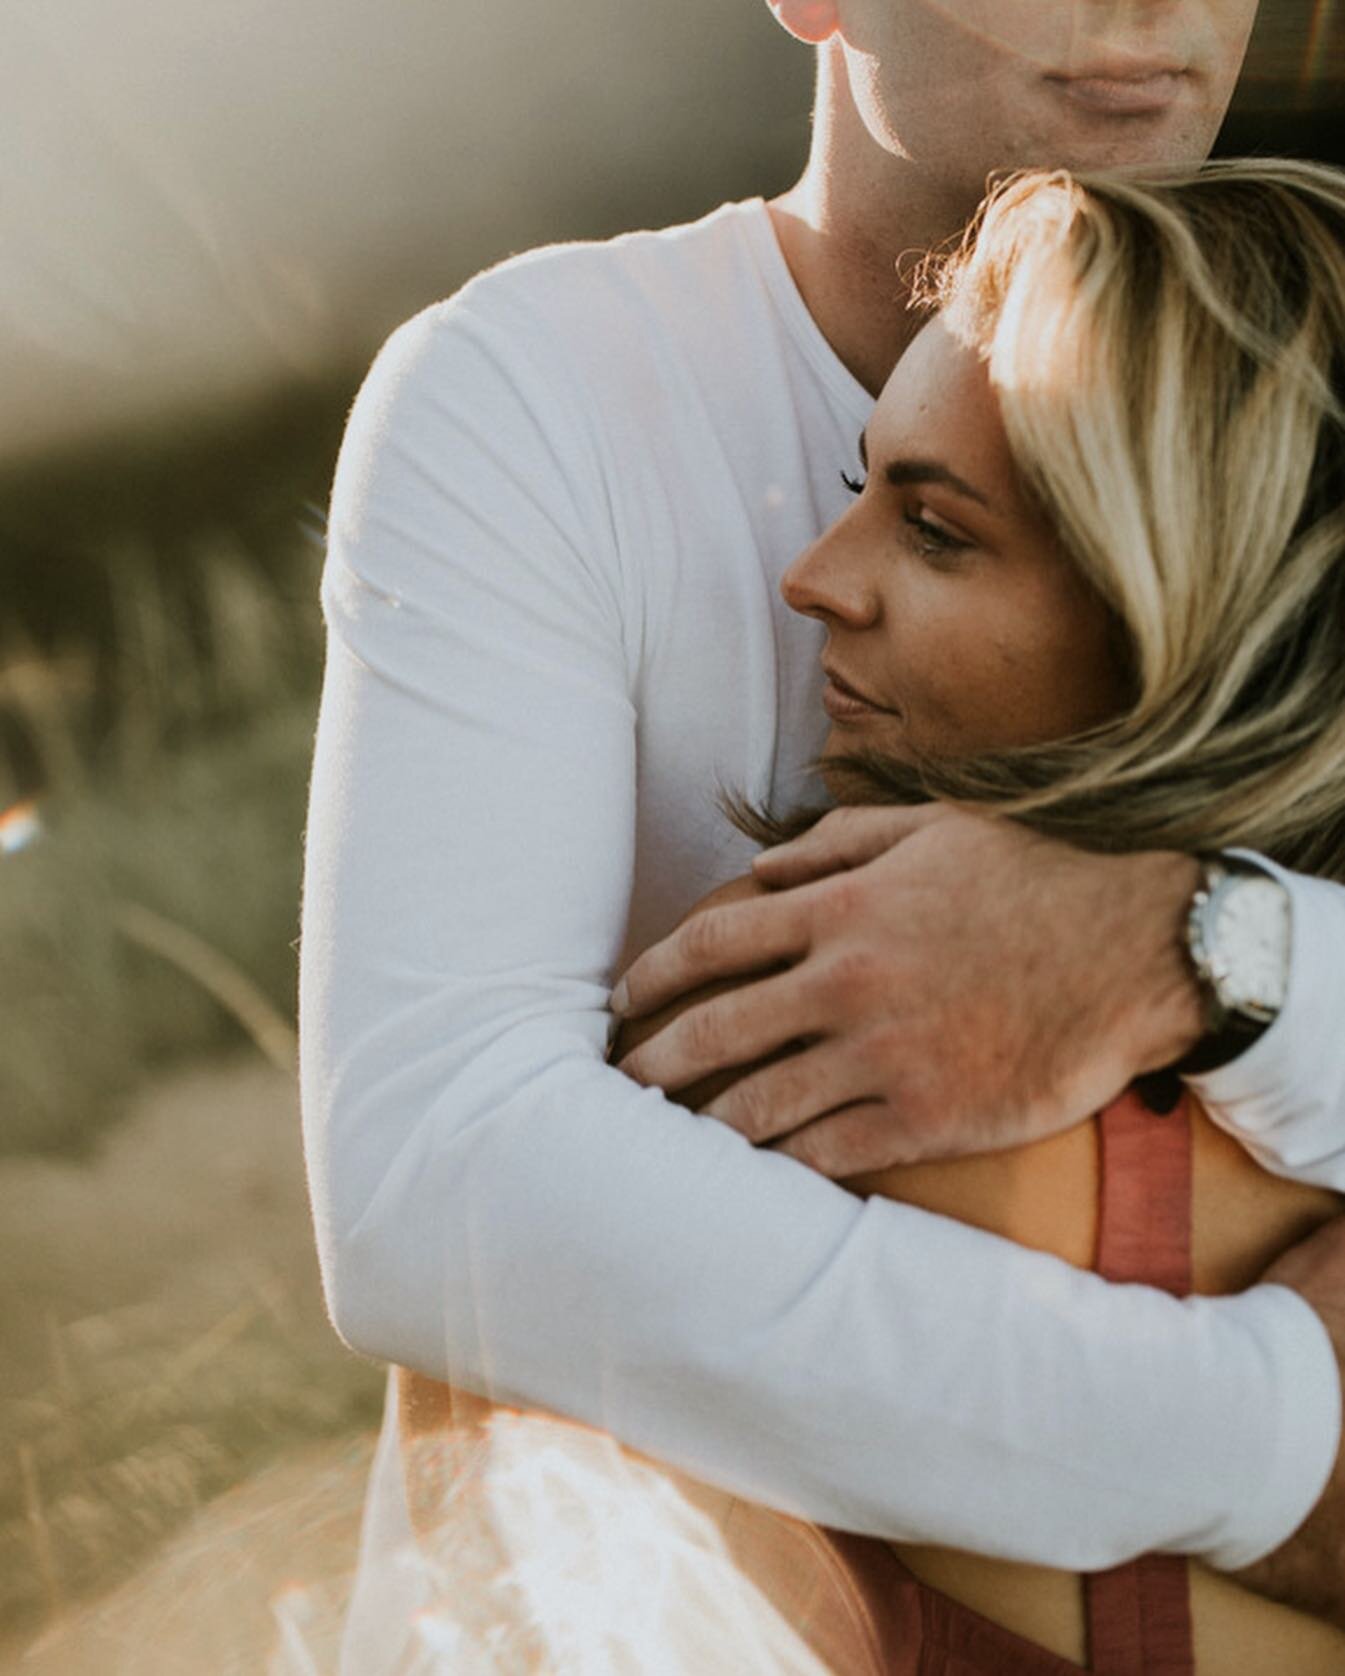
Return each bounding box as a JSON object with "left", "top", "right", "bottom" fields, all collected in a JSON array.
[
  {"left": 873, "top": 322, "right": 994, "bottom": 446},
  {"left": 870, "top": 319, "right": 1038, "bottom": 518}
]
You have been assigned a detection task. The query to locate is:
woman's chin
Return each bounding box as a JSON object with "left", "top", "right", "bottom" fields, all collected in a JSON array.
[
  {"left": 822, "top": 720, "right": 913, "bottom": 762},
  {"left": 819, "top": 729, "right": 920, "bottom": 804}
]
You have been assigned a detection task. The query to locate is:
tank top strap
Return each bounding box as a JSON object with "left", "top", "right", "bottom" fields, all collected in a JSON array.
[{"left": 1084, "top": 1085, "right": 1196, "bottom": 1676}]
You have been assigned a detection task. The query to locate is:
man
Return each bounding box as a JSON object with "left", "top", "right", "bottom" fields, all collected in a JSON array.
[{"left": 300, "top": 0, "right": 1345, "bottom": 1633}]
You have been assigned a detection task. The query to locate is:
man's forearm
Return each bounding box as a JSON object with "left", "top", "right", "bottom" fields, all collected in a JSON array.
[
  {"left": 1233, "top": 1220, "right": 1345, "bottom": 1626},
  {"left": 302, "top": 961, "right": 1340, "bottom": 1572}
]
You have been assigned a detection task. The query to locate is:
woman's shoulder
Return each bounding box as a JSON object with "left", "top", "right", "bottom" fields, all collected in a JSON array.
[{"left": 682, "top": 872, "right": 771, "bottom": 919}]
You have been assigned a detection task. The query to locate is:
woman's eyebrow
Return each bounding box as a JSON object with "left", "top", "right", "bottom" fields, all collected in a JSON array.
[
  {"left": 886, "top": 459, "right": 990, "bottom": 508},
  {"left": 856, "top": 430, "right": 990, "bottom": 508}
]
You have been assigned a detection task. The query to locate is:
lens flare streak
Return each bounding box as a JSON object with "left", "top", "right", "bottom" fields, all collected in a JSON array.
[
  {"left": 0, "top": 800, "right": 42, "bottom": 855},
  {"left": 274, "top": 1409, "right": 838, "bottom": 1675},
  {"left": 1302, "top": 0, "right": 1340, "bottom": 96}
]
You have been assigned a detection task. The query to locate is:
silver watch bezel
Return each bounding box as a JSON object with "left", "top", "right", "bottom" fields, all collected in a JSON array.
[{"left": 1185, "top": 858, "right": 1287, "bottom": 1029}]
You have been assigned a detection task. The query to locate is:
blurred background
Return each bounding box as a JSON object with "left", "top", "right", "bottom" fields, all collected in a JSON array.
[{"left": 1, "top": 2, "right": 1341, "bottom": 1668}]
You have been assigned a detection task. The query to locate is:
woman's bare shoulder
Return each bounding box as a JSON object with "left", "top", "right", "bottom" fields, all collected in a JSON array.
[{"left": 680, "top": 872, "right": 771, "bottom": 920}]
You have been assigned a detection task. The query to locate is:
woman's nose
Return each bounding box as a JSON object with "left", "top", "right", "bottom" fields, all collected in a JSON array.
[{"left": 780, "top": 527, "right": 881, "bottom": 628}]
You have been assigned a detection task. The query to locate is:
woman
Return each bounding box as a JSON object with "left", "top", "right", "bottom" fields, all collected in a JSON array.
[
  {"left": 607, "top": 156, "right": 1345, "bottom": 1672},
  {"left": 395, "top": 158, "right": 1345, "bottom": 1672}
]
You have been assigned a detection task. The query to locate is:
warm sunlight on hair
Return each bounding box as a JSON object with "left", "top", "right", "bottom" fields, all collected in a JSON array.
[{"left": 892, "top": 160, "right": 1345, "bottom": 876}]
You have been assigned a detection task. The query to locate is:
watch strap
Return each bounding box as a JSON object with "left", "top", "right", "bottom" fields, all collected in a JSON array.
[{"left": 1171, "top": 1009, "right": 1270, "bottom": 1077}]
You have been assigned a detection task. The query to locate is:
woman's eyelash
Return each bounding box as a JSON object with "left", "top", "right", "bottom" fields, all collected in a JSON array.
[
  {"left": 839, "top": 467, "right": 970, "bottom": 560},
  {"left": 905, "top": 513, "right": 969, "bottom": 558}
]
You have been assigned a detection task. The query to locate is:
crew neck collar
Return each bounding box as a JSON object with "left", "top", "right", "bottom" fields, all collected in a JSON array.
[{"left": 733, "top": 198, "right": 874, "bottom": 426}]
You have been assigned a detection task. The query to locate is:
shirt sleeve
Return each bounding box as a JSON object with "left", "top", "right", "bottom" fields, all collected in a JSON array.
[
  {"left": 299, "top": 294, "right": 1341, "bottom": 1574},
  {"left": 1187, "top": 853, "right": 1345, "bottom": 1192}
]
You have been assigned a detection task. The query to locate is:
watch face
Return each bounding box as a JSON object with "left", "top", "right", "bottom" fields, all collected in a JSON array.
[{"left": 1212, "top": 876, "right": 1291, "bottom": 1016}]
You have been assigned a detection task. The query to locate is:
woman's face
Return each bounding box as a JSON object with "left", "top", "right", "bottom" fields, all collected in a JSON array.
[{"left": 781, "top": 317, "right": 1129, "bottom": 767}]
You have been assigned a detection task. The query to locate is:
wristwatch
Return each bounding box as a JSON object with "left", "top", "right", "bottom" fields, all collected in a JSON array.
[{"left": 1176, "top": 855, "right": 1292, "bottom": 1075}]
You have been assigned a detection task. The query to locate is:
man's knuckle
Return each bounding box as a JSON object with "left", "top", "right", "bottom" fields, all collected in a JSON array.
[
  {"left": 827, "top": 943, "right": 881, "bottom": 997},
  {"left": 786, "top": 1128, "right": 824, "bottom": 1172},
  {"left": 807, "top": 1131, "right": 848, "bottom": 1178},
  {"left": 682, "top": 1005, "right": 723, "bottom": 1063},
  {"left": 822, "top": 871, "right": 865, "bottom": 917},
  {"left": 730, "top": 1082, "right": 771, "bottom": 1142},
  {"left": 682, "top": 910, "right": 725, "bottom": 967}
]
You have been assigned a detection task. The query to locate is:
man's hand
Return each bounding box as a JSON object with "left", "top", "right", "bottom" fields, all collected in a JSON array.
[
  {"left": 1231, "top": 1216, "right": 1345, "bottom": 1628},
  {"left": 613, "top": 805, "right": 1205, "bottom": 1173}
]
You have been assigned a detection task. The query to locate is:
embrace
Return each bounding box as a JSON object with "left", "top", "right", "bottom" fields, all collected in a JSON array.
[{"left": 301, "top": 3, "right": 1345, "bottom": 1671}]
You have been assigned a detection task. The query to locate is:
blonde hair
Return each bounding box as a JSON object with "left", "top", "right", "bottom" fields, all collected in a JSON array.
[{"left": 815, "top": 159, "right": 1345, "bottom": 879}]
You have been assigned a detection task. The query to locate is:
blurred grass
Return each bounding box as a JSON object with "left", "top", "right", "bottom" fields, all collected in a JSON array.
[
  {"left": 0, "top": 377, "right": 353, "bottom": 1157},
  {"left": 0, "top": 379, "right": 391, "bottom": 1638},
  {"left": 0, "top": 1286, "right": 379, "bottom": 1639},
  {"left": 0, "top": 708, "right": 317, "bottom": 1154}
]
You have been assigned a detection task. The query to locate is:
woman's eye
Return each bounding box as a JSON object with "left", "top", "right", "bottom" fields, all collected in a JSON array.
[
  {"left": 840, "top": 469, "right": 866, "bottom": 495},
  {"left": 904, "top": 512, "right": 971, "bottom": 565}
]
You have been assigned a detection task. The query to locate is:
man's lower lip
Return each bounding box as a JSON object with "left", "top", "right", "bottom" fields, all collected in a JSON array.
[
  {"left": 1046, "top": 72, "right": 1185, "bottom": 115},
  {"left": 822, "top": 680, "right": 890, "bottom": 721}
]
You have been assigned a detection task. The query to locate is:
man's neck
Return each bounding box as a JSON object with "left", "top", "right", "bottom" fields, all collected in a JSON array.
[{"left": 768, "top": 44, "right": 985, "bottom": 399}]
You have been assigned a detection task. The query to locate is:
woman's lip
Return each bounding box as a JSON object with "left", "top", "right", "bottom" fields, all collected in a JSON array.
[
  {"left": 822, "top": 670, "right": 897, "bottom": 722},
  {"left": 1045, "top": 70, "right": 1186, "bottom": 115}
]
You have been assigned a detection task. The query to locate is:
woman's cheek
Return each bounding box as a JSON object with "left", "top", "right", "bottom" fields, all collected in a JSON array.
[
  {"left": 918, "top": 577, "right": 1068, "bottom": 754},
  {"left": 894, "top": 589, "right": 994, "bottom": 754}
]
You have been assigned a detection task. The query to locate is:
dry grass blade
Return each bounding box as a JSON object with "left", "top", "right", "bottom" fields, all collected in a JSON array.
[
  {"left": 17, "top": 1443, "right": 64, "bottom": 1622},
  {"left": 168, "top": 1302, "right": 262, "bottom": 1384},
  {"left": 111, "top": 903, "right": 298, "bottom": 1075}
]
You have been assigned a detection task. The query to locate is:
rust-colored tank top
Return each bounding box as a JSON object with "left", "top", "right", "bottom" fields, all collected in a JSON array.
[{"left": 816, "top": 1083, "right": 1197, "bottom": 1673}]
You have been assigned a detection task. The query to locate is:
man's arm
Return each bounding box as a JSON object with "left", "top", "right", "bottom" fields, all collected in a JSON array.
[
  {"left": 616, "top": 807, "right": 1345, "bottom": 1193},
  {"left": 1191, "top": 858, "right": 1345, "bottom": 1192},
  {"left": 1233, "top": 1216, "right": 1345, "bottom": 1628},
  {"left": 615, "top": 804, "right": 1205, "bottom": 1171},
  {"left": 301, "top": 291, "right": 1339, "bottom": 1573}
]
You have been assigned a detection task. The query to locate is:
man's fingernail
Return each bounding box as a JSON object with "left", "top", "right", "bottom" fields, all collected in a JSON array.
[{"left": 611, "top": 978, "right": 629, "bottom": 1016}]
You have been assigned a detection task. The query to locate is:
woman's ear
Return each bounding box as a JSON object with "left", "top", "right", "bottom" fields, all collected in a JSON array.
[{"left": 766, "top": 1, "right": 841, "bottom": 46}]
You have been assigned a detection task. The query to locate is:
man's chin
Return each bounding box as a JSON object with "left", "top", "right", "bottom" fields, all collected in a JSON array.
[
  {"left": 1043, "top": 107, "right": 1228, "bottom": 176},
  {"left": 985, "top": 89, "right": 1231, "bottom": 181}
]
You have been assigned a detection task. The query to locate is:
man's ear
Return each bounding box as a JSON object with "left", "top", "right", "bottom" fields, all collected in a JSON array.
[{"left": 766, "top": 1, "right": 841, "bottom": 46}]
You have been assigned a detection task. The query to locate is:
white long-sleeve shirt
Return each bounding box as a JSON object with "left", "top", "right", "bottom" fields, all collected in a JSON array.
[{"left": 300, "top": 198, "right": 1345, "bottom": 1573}]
